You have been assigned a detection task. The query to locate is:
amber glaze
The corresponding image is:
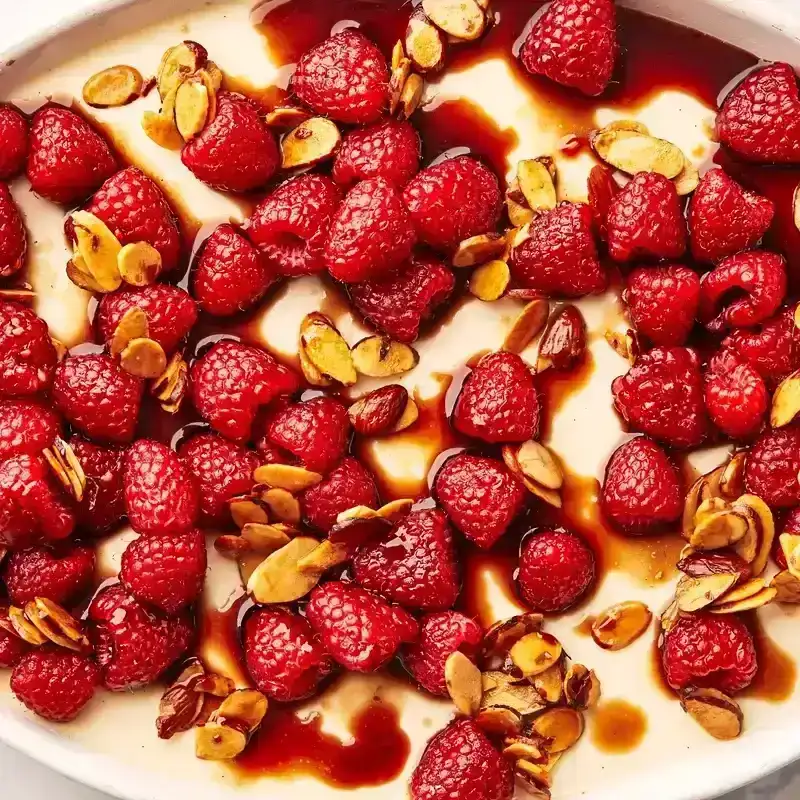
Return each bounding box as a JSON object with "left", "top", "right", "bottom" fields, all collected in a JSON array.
[{"left": 590, "top": 699, "right": 648, "bottom": 754}]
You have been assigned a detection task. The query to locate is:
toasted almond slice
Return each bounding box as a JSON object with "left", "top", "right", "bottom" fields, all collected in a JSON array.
[
  {"left": 142, "top": 85, "right": 184, "bottom": 150},
  {"left": 689, "top": 507, "right": 749, "bottom": 550},
  {"left": 734, "top": 494, "right": 774, "bottom": 576},
  {"left": 405, "top": 14, "right": 446, "bottom": 72},
  {"left": 247, "top": 537, "right": 321, "bottom": 604},
  {"left": 604, "top": 119, "right": 650, "bottom": 135},
  {"left": 390, "top": 398, "right": 420, "bottom": 433},
  {"left": 42, "top": 437, "right": 86, "bottom": 503},
  {"left": 66, "top": 257, "right": 105, "bottom": 293},
  {"left": 376, "top": 498, "right": 415, "bottom": 521},
  {"left": 508, "top": 632, "right": 562, "bottom": 677},
  {"left": 296, "top": 539, "right": 350, "bottom": 575},
  {"left": 299, "top": 312, "right": 357, "bottom": 386},
  {"left": 515, "top": 440, "right": 563, "bottom": 491},
  {"left": 719, "top": 452, "right": 746, "bottom": 499},
  {"left": 673, "top": 157, "right": 700, "bottom": 196},
  {"left": 240, "top": 523, "right": 292, "bottom": 554},
  {"left": 120, "top": 337, "right": 167, "bottom": 379},
  {"left": 214, "top": 535, "right": 252, "bottom": 559},
  {"left": 8, "top": 605, "right": 48, "bottom": 646},
  {"left": 151, "top": 352, "right": 189, "bottom": 414},
  {"left": 713, "top": 577, "right": 767, "bottom": 606},
  {"left": 781, "top": 533, "right": 800, "bottom": 579},
  {"left": 503, "top": 735, "right": 547, "bottom": 763},
  {"left": 732, "top": 522, "right": 758, "bottom": 565},
  {"left": 230, "top": 499, "right": 268, "bottom": 528},
  {"left": 391, "top": 40, "right": 405, "bottom": 72},
  {"left": 281, "top": 117, "right": 341, "bottom": 170},
  {"left": 444, "top": 651, "right": 482, "bottom": 715},
  {"left": 118, "top": 242, "right": 163, "bottom": 287},
  {"left": 771, "top": 570, "right": 800, "bottom": 603},
  {"left": 351, "top": 336, "right": 419, "bottom": 377},
  {"left": 399, "top": 73, "right": 425, "bottom": 120},
  {"left": 502, "top": 299, "right": 549, "bottom": 355},
  {"left": 26, "top": 598, "right": 90, "bottom": 652},
  {"left": 591, "top": 129, "right": 685, "bottom": 179},
  {"left": 110, "top": 307, "right": 149, "bottom": 357},
  {"left": 475, "top": 706, "right": 523, "bottom": 737},
  {"left": 530, "top": 707, "right": 584, "bottom": 753},
  {"left": 469, "top": 259, "right": 510, "bottom": 302},
  {"left": 506, "top": 193, "right": 535, "bottom": 227},
  {"left": 591, "top": 601, "right": 652, "bottom": 650},
  {"left": 253, "top": 463, "right": 323, "bottom": 492},
  {"left": 298, "top": 342, "right": 334, "bottom": 388},
  {"left": 532, "top": 662, "right": 563, "bottom": 704},
  {"left": 770, "top": 369, "right": 800, "bottom": 428},
  {"left": 515, "top": 759, "right": 552, "bottom": 790},
  {"left": 216, "top": 689, "right": 268, "bottom": 732},
  {"left": 261, "top": 488, "right": 301, "bottom": 524},
  {"left": 71, "top": 211, "right": 123, "bottom": 292},
  {"left": 605, "top": 329, "right": 638, "bottom": 364},
  {"left": 157, "top": 41, "right": 207, "bottom": 100},
  {"left": 517, "top": 159, "right": 557, "bottom": 214},
  {"left": 389, "top": 56, "right": 412, "bottom": 116},
  {"left": 452, "top": 233, "right": 506, "bottom": 268},
  {"left": 563, "top": 664, "right": 601, "bottom": 710},
  {"left": 479, "top": 614, "right": 544, "bottom": 665},
  {"left": 680, "top": 688, "right": 743, "bottom": 741},
  {"left": 201, "top": 60, "right": 223, "bottom": 92},
  {"left": 83, "top": 65, "right": 144, "bottom": 108},
  {"left": 265, "top": 105, "right": 312, "bottom": 129},
  {"left": 675, "top": 573, "right": 738, "bottom": 613},
  {"left": 482, "top": 680, "right": 546, "bottom": 717},
  {"left": 336, "top": 506, "right": 379, "bottom": 523},
  {"left": 520, "top": 474, "right": 563, "bottom": 508},
  {"left": 195, "top": 722, "right": 248, "bottom": 760},
  {"left": 175, "top": 75, "right": 211, "bottom": 141},
  {"left": 422, "top": 0, "right": 486, "bottom": 41},
  {"left": 710, "top": 586, "right": 777, "bottom": 614}
]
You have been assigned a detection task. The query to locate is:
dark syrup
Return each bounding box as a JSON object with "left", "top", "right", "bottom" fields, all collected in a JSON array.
[{"left": 590, "top": 699, "right": 648, "bottom": 754}]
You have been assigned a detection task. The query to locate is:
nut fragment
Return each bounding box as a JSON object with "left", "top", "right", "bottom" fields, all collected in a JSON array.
[
  {"left": 42, "top": 437, "right": 86, "bottom": 502},
  {"left": 604, "top": 329, "right": 638, "bottom": 364},
  {"left": 7, "top": 605, "right": 47, "bottom": 646},
  {"left": 475, "top": 706, "right": 523, "bottom": 737},
  {"left": 253, "top": 464, "right": 323, "bottom": 492},
  {"left": 689, "top": 504, "right": 749, "bottom": 551},
  {"left": 281, "top": 117, "right": 341, "bottom": 170},
  {"left": 157, "top": 660, "right": 206, "bottom": 739},
  {"left": 469, "top": 259, "right": 510, "bottom": 301},
  {"left": 452, "top": 233, "right": 506, "bottom": 268},
  {"left": 296, "top": 538, "right": 350, "bottom": 575},
  {"left": 770, "top": 369, "right": 800, "bottom": 428},
  {"left": 117, "top": 241, "right": 163, "bottom": 287},
  {"left": 265, "top": 105, "right": 312, "bottom": 129},
  {"left": 398, "top": 73, "right": 425, "bottom": 120},
  {"left": 299, "top": 312, "right": 357, "bottom": 386},
  {"left": 110, "top": 306, "right": 149, "bottom": 357},
  {"left": 479, "top": 613, "right": 543, "bottom": 665},
  {"left": 298, "top": 342, "right": 333, "bottom": 388},
  {"left": 719, "top": 453, "right": 746, "bottom": 499},
  {"left": 590, "top": 601, "right": 652, "bottom": 651},
  {"left": 247, "top": 537, "right": 321, "bottom": 604},
  {"left": 195, "top": 689, "right": 268, "bottom": 761},
  {"left": 673, "top": 158, "right": 700, "bottom": 196},
  {"left": 530, "top": 708, "right": 584, "bottom": 753},
  {"left": 175, "top": 76, "right": 211, "bottom": 141},
  {"left": 120, "top": 337, "right": 168, "bottom": 379},
  {"left": 771, "top": 570, "right": 800, "bottom": 603},
  {"left": 240, "top": 523, "right": 292, "bottom": 554},
  {"left": 83, "top": 65, "right": 144, "bottom": 108},
  {"left": 348, "top": 385, "right": 409, "bottom": 436},
  {"left": 261, "top": 488, "right": 301, "bottom": 524},
  {"left": 141, "top": 86, "right": 184, "bottom": 150},
  {"left": 21, "top": 598, "right": 90, "bottom": 653},
  {"left": 733, "top": 494, "right": 775, "bottom": 576},
  {"left": 444, "top": 651, "right": 482, "bottom": 715},
  {"left": 391, "top": 398, "right": 420, "bottom": 433},
  {"left": 680, "top": 688, "right": 743, "bottom": 741},
  {"left": 151, "top": 352, "right": 189, "bottom": 413},
  {"left": 537, "top": 305, "right": 587, "bottom": 373},
  {"left": 563, "top": 664, "right": 601, "bottom": 710},
  {"left": 503, "top": 735, "right": 547, "bottom": 763},
  {"left": 532, "top": 662, "right": 563, "bottom": 704},
  {"left": 389, "top": 55, "right": 412, "bottom": 116},
  {"left": 230, "top": 498, "right": 268, "bottom": 528},
  {"left": 481, "top": 678, "right": 545, "bottom": 717},
  {"left": 515, "top": 440, "right": 563, "bottom": 491},
  {"left": 405, "top": 13, "right": 446, "bottom": 72},
  {"left": 508, "top": 632, "right": 562, "bottom": 678},
  {"left": 675, "top": 572, "right": 738, "bottom": 613},
  {"left": 70, "top": 211, "right": 123, "bottom": 293},
  {"left": 781, "top": 532, "right": 800, "bottom": 579},
  {"left": 590, "top": 129, "right": 686, "bottom": 179},
  {"left": 710, "top": 585, "right": 776, "bottom": 615},
  {"left": 517, "top": 159, "right": 557, "bottom": 214},
  {"left": 214, "top": 535, "right": 252, "bottom": 560},
  {"left": 351, "top": 336, "right": 419, "bottom": 377},
  {"left": 502, "top": 299, "right": 549, "bottom": 355},
  {"left": 157, "top": 41, "right": 208, "bottom": 100},
  {"left": 422, "top": 0, "right": 486, "bottom": 41}
]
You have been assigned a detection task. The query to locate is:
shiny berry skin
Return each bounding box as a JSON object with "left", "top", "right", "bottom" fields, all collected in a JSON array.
[
  {"left": 403, "top": 156, "right": 502, "bottom": 253},
  {"left": 434, "top": 453, "right": 526, "bottom": 549},
  {"left": 0, "top": 300, "right": 58, "bottom": 398},
  {"left": 744, "top": 426, "right": 800, "bottom": 508},
  {"left": 52, "top": 354, "right": 143, "bottom": 443},
  {"left": 3, "top": 544, "right": 95, "bottom": 607},
  {"left": 661, "top": 612, "right": 758, "bottom": 694},
  {"left": 0, "top": 398, "right": 60, "bottom": 460},
  {"left": 452, "top": 351, "right": 539, "bottom": 444},
  {"left": 243, "top": 607, "right": 335, "bottom": 702},
  {"left": 70, "top": 437, "right": 126, "bottom": 535},
  {"left": 704, "top": 349, "right": 768, "bottom": 440},
  {"left": 302, "top": 456, "right": 379, "bottom": 532},
  {"left": 0, "top": 104, "right": 29, "bottom": 180},
  {"left": 601, "top": 436, "right": 683, "bottom": 535},
  {"left": 291, "top": 30, "right": 388, "bottom": 125},
  {"left": 0, "top": 183, "right": 26, "bottom": 278},
  {"left": 587, "top": 163, "right": 619, "bottom": 240}
]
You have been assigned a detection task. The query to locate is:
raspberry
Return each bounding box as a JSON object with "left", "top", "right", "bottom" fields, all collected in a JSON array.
[
  {"left": 716, "top": 62, "right": 800, "bottom": 164},
  {"left": 124, "top": 439, "right": 200, "bottom": 536},
  {"left": 688, "top": 168, "right": 775, "bottom": 263},
  {"left": 3, "top": 544, "right": 95, "bottom": 607},
  {"left": 352, "top": 508, "right": 460, "bottom": 611},
  {"left": 0, "top": 300, "right": 58, "bottom": 397},
  {"left": 0, "top": 104, "right": 29, "bottom": 181},
  {"left": 181, "top": 91, "right": 279, "bottom": 192},
  {"left": 305, "top": 581, "right": 418, "bottom": 672},
  {"left": 434, "top": 453, "right": 526, "bottom": 549},
  {"left": 517, "top": 528, "right": 596, "bottom": 612},
  {"left": 699, "top": 250, "right": 786, "bottom": 333},
  {"left": 324, "top": 177, "right": 415, "bottom": 283},
  {"left": 266, "top": 396, "right": 350, "bottom": 474},
  {"left": 587, "top": 164, "right": 619, "bottom": 240},
  {"left": 190, "top": 341, "right": 299, "bottom": 441},
  {"left": 0, "top": 611, "right": 29, "bottom": 668},
  {"left": 243, "top": 607, "right": 334, "bottom": 702},
  {"left": 291, "top": 30, "right": 388, "bottom": 125},
  {"left": 52, "top": 353, "right": 143, "bottom": 443},
  {"left": 520, "top": 0, "right": 618, "bottom": 96},
  {"left": 11, "top": 649, "right": 99, "bottom": 722},
  {"left": 624, "top": 265, "right": 700, "bottom": 347},
  {"left": 510, "top": 202, "right": 606, "bottom": 296},
  {"left": 704, "top": 349, "right": 768, "bottom": 440},
  {"left": 661, "top": 612, "right": 757, "bottom": 694},
  {"left": 26, "top": 104, "right": 116, "bottom": 205},
  {"left": 302, "top": 456, "right": 379, "bottom": 532},
  {"left": 611, "top": 346, "right": 708, "bottom": 448},
  {"left": 780, "top": 508, "right": 800, "bottom": 567},
  {"left": 452, "top": 351, "right": 539, "bottom": 444},
  {"left": 88, "top": 584, "right": 193, "bottom": 691},
  {"left": 403, "top": 611, "right": 482, "bottom": 696},
  {"left": 410, "top": 718, "right": 514, "bottom": 800},
  {"left": 744, "top": 426, "right": 800, "bottom": 508},
  {"left": 601, "top": 436, "right": 683, "bottom": 534},
  {"left": 349, "top": 255, "right": 456, "bottom": 343},
  {"left": 0, "top": 184, "right": 26, "bottom": 278},
  {"left": 96, "top": 284, "right": 197, "bottom": 354},
  {"left": 0, "top": 398, "right": 60, "bottom": 459},
  {"left": 179, "top": 433, "right": 259, "bottom": 526},
  {"left": 403, "top": 156, "right": 502, "bottom": 252},
  {"left": 333, "top": 118, "right": 420, "bottom": 188},
  {"left": 120, "top": 529, "right": 207, "bottom": 615},
  {"left": 246, "top": 174, "right": 342, "bottom": 278},
  {"left": 191, "top": 224, "right": 275, "bottom": 316},
  {"left": 70, "top": 437, "right": 126, "bottom": 535}
]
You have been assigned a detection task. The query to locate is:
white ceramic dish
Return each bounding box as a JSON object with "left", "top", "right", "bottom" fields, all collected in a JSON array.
[{"left": 1, "top": 1, "right": 800, "bottom": 799}]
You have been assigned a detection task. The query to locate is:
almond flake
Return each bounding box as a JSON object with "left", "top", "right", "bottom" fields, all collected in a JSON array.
[
  {"left": 517, "top": 159, "right": 557, "bottom": 214},
  {"left": 479, "top": 613, "right": 544, "bottom": 665},
  {"left": 680, "top": 688, "right": 742, "bottom": 741},
  {"left": 719, "top": 452, "right": 746, "bottom": 499},
  {"left": 298, "top": 342, "right": 334, "bottom": 388},
  {"left": 247, "top": 537, "right": 321, "bottom": 604},
  {"left": 42, "top": 437, "right": 86, "bottom": 502},
  {"left": 299, "top": 312, "right": 357, "bottom": 386},
  {"left": 502, "top": 299, "right": 549, "bottom": 355},
  {"left": 444, "top": 651, "right": 482, "bottom": 715},
  {"left": 7, "top": 605, "right": 47, "bottom": 646},
  {"left": 422, "top": 0, "right": 486, "bottom": 41},
  {"left": 675, "top": 572, "right": 738, "bottom": 613},
  {"left": 506, "top": 191, "right": 535, "bottom": 227},
  {"left": 520, "top": 473, "right": 563, "bottom": 508},
  {"left": 503, "top": 735, "right": 547, "bottom": 763},
  {"left": 689, "top": 506, "right": 749, "bottom": 551},
  {"left": 281, "top": 117, "right": 341, "bottom": 170},
  {"left": 157, "top": 41, "right": 208, "bottom": 101},
  {"left": 157, "top": 660, "right": 206, "bottom": 739},
  {"left": 452, "top": 233, "right": 506, "bottom": 268},
  {"left": 781, "top": 532, "right": 800, "bottom": 579},
  {"left": 532, "top": 662, "right": 563, "bottom": 704},
  {"left": 515, "top": 440, "right": 563, "bottom": 490},
  {"left": 475, "top": 706, "right": 524, "bottom": 737},
  {"left": 142, "top": 86, "right": 184, "bottom": 150},
  {"left": 389, "top": 56, "right": 412, "bottom": 116},
  {"left": 733, "top": 494, "right": 774, "bottom": 576},
  {"left": 265, "top": 106, "right": 312, "bottom": 129},
  {"left": 175, "top": 76, "right": 210, "bottom": 141},
  {"left": 82, "top": 65, "right": 144, "bottom": 108},
  {"left": 214, "top": 535, "right": 252, "bottom": 560},
  {"left": 481, "top": 681, "right": 546, "bottom": 717},
  {"left": 230, "top": 498, "right": 268, "bottom": 529},
  {"left": 391, "top": 40, "right": 405, "bottom": 72},
  {"left": 117, "top": 241, "right": 163, "bottom": 287},
  {"left": 120, "top": 337, "right": 168, "bottom": 379},
  {"left": 563, "top": 664, "right": 601, "bottom": 710},
  {"left": 530, "top": 707, "right": 584, "bottom": 753},
  {"left": 351, "top": 336, "right": 419, "bottom": 377},
  {"left": 240, "top": 523, "right": 292, "bottom": 554},
  {"left": 110, "top": 306, "right": 149, "bottom": 357},
  {"left": 71, "top": 211, "right": 123, "bottom": 292},
  {"left": 508, "top": 632, "right": 562, "bottom": 677},
  {"left": 296, "top": 539, "right": 349, "bottom": 575},
  {"left": 710, "top": 586, "right": 777, "bottom": 614},
  {"left": 25, "top": 597, "right": 91, "bottom": 653},
  {"left": 195, "top": 723, "right": 248, "bottom": 760},
  {"left": 469, "top": 259, "right": 510, "bottom": 301},
  {"left": 605, "top": 329, "right": 638, "bottom": 364},
  {"left": 590, "top": 601, "right": 652, "bottom": 650},
  {"left": 253, "top": 463, "right": 323, "bottom": 493},
  {"left": 603, "top": 119, "right": 650, "bottom": 135},
  {"left": 771, "top": 570, "right": 800, "bottom": 603},
  {"left": 261, "top": 488, "right": 301, "bottom": 524},
  {"left": 770, "top": 369, "right": 800, "bottom": 428},
  {"left": 398, "top": 73, "right": 425, "bottom": 120},
  {"left": 712, "top": 577, "right": 767, "bottom": 607},
  {"left": 673, "top": 157, "right": 700, "bottom": 196},
  {"left": 195, "top": 689, "right": 267, "bottom": 761},
  {"left": 151, "top": 352, "right": 189, "bottom": 413},
  {"left": 405, "top": 13, "right": 446, "bottom": 72},
  {"left": 390, "top": 397, "right": 420, "bottom": 433},
  {"left": 591, "top": 129, "right": 686, "bottom": 179}
]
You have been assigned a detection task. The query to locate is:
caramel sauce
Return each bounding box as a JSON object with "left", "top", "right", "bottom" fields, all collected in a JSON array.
[
  {"left": 574, "top": 615, "right": 597, "bottom": 637},
  {"left": 744, "top": 615, "right": 798, "bottom": 703},
  {"left": 590, "top": 699, "right": 648, "bottom": 754}
]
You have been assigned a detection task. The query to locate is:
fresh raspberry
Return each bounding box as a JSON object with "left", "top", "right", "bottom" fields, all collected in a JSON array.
[
  {"left": 302, "top": 456, "right": 379, "bottom": 532},
  {"left": 624, "top": 265, "right": 700, "bottom": 347},
  {"left": 120, "top": 529, "right": 207, "bottom": 615},
  {"left": 352, "top": 508, "right": 460, "bottom": 611},
  {"left": 434, "top": 453, "right": 526, "bottom": 549},
  {"left": 243, "top": 607, "right": 335, "bottom": 702},
  {"left": 190, "top": 341, "right": 299, "bottom": 441},
  {"left": 716, "top": 63, "right": 800, "bottom": 164},
  {"left": 291, "top": 30, "right": 388, "bottom": 125},
  {"left": 510, "top": 202, "right": 606, "bottom": 296},
  {"left": 26, "top": 104, "right": 116, "bottom": 205},
  {"left": 452, "top": 351, "right": 539, "bottom": 444},
  {"left": 744, "top": 426, "right": 800, "bottom": 508},
  {"left": 324, "top": 177, "right": 415, "bottom": 283},
  {"left": 403, "top": 611, "right": 482, "bottom": 696},
  {"left": 403, "top": 156, "right": 502, "bottom": 252},
  {"left": 52, "top": 354, "right": 143, "bottom": 443},
  {"left": 88, "top": 584, "right": 193, "bottom": 691},
  {"left": 0, "top": 300, "right": 58, "bottom": 397},
  {"left": 661, "top": 612, "right": 757, "bottom": 694},
  {"left": 704, "top": 350, "right": 768, "bottom": 440},
  {"left": 266, "top": 396, "right": 350, "bottom": 474},
  {"left": 607, "top": 172, "right": 687, "bottom": 262},
  {"left": 333, "top": 118, "right": 420, "bottom": 188},
  {"left": 191, "top": 224, "right": 275, "bottom": 316},
  {"left": 349, "top": 255, "right": 455, "bottom": 343},
  {"left": 410, "top": 718, "right": 514, "bottom": 800},
  {"left": 305, "top": 581, "right": 418, "bottom": 672},
  {"left": 520, "top": 0, "right": 618, "bottom": 96},
  {"left": 179, "top": 433, "right": 259, "bottom": 526},
  {"left": 699, "top": 250, "right": 786, "bottom": 333},
  {"left": 0, "top": 184, "right": 26, "bottom": 278},
  {"left": 96, "top": 284, "right": 197, "bottom": 354},
  {"left": 0, "top": 611, "right": 29, "bottom": 668},
  {"left": 124, "top": 439, "right": 199, "bottom": 536},
  {"left": 688, "top": 169, "right": 775, "bottom": 263},
  {"left": 181, "top": 91, "right": 279, "bottom": 193},
  {"left": 11, "top": 649, "right": 99, "bottom": 722},
  {"left": 0, "top": 104, "right": 29, "bottom": 181},
  {"left": 601, "top": 436, "right": 683, "bottom": 534},
  {"left": 0, "top": 398, "right": 60, "bottom": 459},
  {"left": 246, "top": 174, "right": 342, "bottom": 278},
  {"left": 3, "top": 544, "right": 95, "bottom": 607},
  {"left": 611, "top": 347, "right": 708, "bottom": 448},
  {"left": 587, "top": 164, "right": 619, "bottom": 240},
  {"left": 70, "top": 437, "right": 126, "bottom": 535}
]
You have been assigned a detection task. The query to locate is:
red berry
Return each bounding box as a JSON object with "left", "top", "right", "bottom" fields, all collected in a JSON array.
[
  {"left": 0, "top": 300, "right": 58, "bottom": 397},
  {"left": 0, "top": 184, "right": 26, "bottom": 278},
  {"left": 0, "top": 610, "right": 30, "bottom": 667},
  {"left": 779, "top": 509, "right": 800, "bottom": 568},
  {"left": 601, "top": 436, "right": 683, "bottom": 534},
  {"left": 291, "top": 30, "right": 388, "bottom": 125},
  {"left": 52, "top": 354, "right": 143, "bottom": 443},
  {"left": 745, "top": 426, "right": 800, "bottom": 508},
  {"left": 452, "top": 351, "right": 540, "bottom": 444},
  {"left": 611, "top": 346, "right": 708, "bottom": 448},
  {"left": 302, "top": 456, "right": 379, "bottom": 532},
  {"left": 181, "top": 91, "right": 279, "bottom": 192},
  {"left": 243, "top": 606, "right": 334, "bottom": 702},
  {"left": 26, "top": 104, "right": 116, "bottom": 205},
  {"left": 587, "top": 164, "right": 619, "bottom": 240},
  {"left": 704, "top": 350, "right": 768, "bottom": 440},
  {"left": 0, "top": 104, "right": 29, "bottom": 181},
  {"left": 403, "top": 156, "right": 502, "bottom": 253},
  {"left": 70, "top": 437, "right": 126, "bottom": 535},
  {"left": 661, "top": 612, "right": 757, "bottom": 694},
  {"left": 434, "top": 453, "right": 526, "bottom": 549},
  {"left": 0, "top": 398, "right": 60, "bottom": 460},
  {"left": 3, "top": 544, "right": 95, "bottom": 607}
]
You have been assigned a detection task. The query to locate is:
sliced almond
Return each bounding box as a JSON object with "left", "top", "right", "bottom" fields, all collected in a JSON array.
[
  {"left": 157, "top": 41, "right": 207, "bottom": 100},
  {"left": 214, "top": 535, "right": 252, "bottom": 560},
  {"left": 689, "top": 506, "right": 749, "bottom": 550},
  {"left": 502, "top": 299, "right": 549, "bottom": 355},
  {"left": 771, "top": 570, "right": 800, "bottom": 603},
  {"left": 299, "top": 312, "right": 357, "bottom": 386},
  {"left": 452, "top": 233, "right": 506, "bottom": 268},
  {"left": 712, "top": 577, "right": 767, "bottom": 607},
  {"left": 515, "top": 759, "right": 552, "bottom": 791},
  {"left": 398, "top": 73, "right": 425, "bottom": 120},
  {"left": 71, "top": 211, "right": 123, "bottom": 293},
  {"left": 503, "top": 735, "right": 548, "bottom": 763},
  {"left": 515, "top": 440, "right": 563, "bottom": 491},
  {"left": 151, "top": 352, "right": 189, "bottom": 413},
  {"left": 590, "top": 601, "right": 652, "bottom": 651},
  {"left": 481, "top": 681, "right": 546, "bottom": 717},
  {"left": 246, "top": 537, "right": 321, "bottom": 604},
  {"left": 298, "top": 342, "right": 334, "bottom": 388},
  {"left": 475, "top": 706, "right": 523, "bottom": 737},
  {"left": 120, "top": 337, "right": 168, "bottom": 379},
  {"left": 469, "top": 259, "right": 510, "bottom": 301},
  {"left": 8, "top": 606, "right": 47, "bottom": 646},
  {"left": 682, "top": 468, "right": 724, "bottom": 539},
  {"left": 351, "top": 336, "right": 419, "bottom": 378},
  {"left": 508, "top": 632, "right": 562, "bottom": 678},
  {"left": 253, "top": 463, "right": 323, "bottom": 493},
  {"left": 590, "top": 129, "right": 686, "bottom": 179},
  {"left": 519, "top": 474, "right": 563, "bottom": 509},
  {"left": 296, "top": 539, "right": 349, "bottom": 575},
  {"left": 391, "top": 398, "right": 420, "bottom": 433},
  {"left": 781, "top": 533, "right": 800, "bottom": 579},
  {"left": 479, "top": 613, "right": 543, "bottom": 665},
  {"left": 710, "top": 586, "right": 777, "bottom": 614},
  {"left": 680, "top": 688, "right": 743, "bottom": 741},
  {"left": 603, "top": 119, "right": 650, "bottom": 135},
  {"left": 719, "top": 453, "right": 746, "bottom": 499},
  {"left": 444, "top": 651, "right": 482, "bottom": 716},
  {"left": 83, "top": 65, "right": 144, "bottom": 108},
  {"left": 265, "top": 106, "right": 312, "bottom": 129},
  {"left": 422, "top": 0, "right": 486, "bottom": 41},
  {"left": 216, "top": 689, "right": 268, "bottom": 732},
  {"left": 240, "top": 523, "right": 292, "bottom": 554},
  {"left": 506, "top": 191, "right": 535, "bottom": 227},
  {"left": 261, "top": 488, "right": 301, "bottom": 524},
  {"left": 605, "top": 329, "right": 638, "bottom": 364},
  {"left": 230, "top": 498, "right": 268, "bottom": 529},
  {"left": 142, "top": 86, "right": 184, "bottom": 151},
  {"left": 42, "top": 437, "right": 86, "bottom": 503},
  {"left": 405, "top": 14, "right": 446, "bottom": 72},
  {"left": 733, "top": 494, "right": 774, "bottom": 577},
  {"left": 389, "top": 56, "right": 412, "bottom": 116},
  {"left": 348, "top": 385, "right": 408, "bottom": 436},
  {"left": 376, "top": 498, "right": 415, "bottom": 521},
  {"left": 281, "top": 117, "right": 341, "bottom": 170},
  {"left": 175, "top": 76, "right": 210, "bottom": 141},
  {"left": 391, "top": 40, "right": 405, "bottom": 72},
  {"left": 563, "top": 664, "right": 601, "bottom": 710},
  {"left": 770, "top": 369, "right": 800, "bottom": 428},
  {"left": 195, "top": 722, "right": 248, "bottom": 760},
  {"left": 673, "top": 158, "right": 700, "bottom": 196},
  {"left": 517, "top": 159, "right": 557, "bottom": 214},
  {"left": 675, "top": 572, "right": 738, "bottom": 613},
  {"left": 532, "top": 662, "right": 563, "bottom": 704},
  {"left": 110, "top": 307, "right": 149, "bottom": 357},
  {"left": 25, "top": 598, "right": 90, "bottom": 653},
  {"left": 530, "top": 707, "right": 584, "bottom": 753},
  {"left": 157, "top": 660, "right": 206, "bottom": 739}
]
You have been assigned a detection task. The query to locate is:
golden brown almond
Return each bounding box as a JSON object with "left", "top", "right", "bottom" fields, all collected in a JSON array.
[
  {"left": 195, "top": 722, "right": 248, "bottom": 760},
  {"left": 481, "top": 680, "right": 546, "bottom": 717},
  {"left": 502, "top": 299, "right": 549, "bottom": 355},
  {"left": 469, "top": 259, "right": 510, "bottom": 301},
  {"left": 25, "top": 598, "right": 91, "bottom": 653},
  {"left": 689, "top": 506, "right": 749, "bottom": 550},
  {"left": 157, "top": 41, "right": 208, "bottom": 100},
  {"left": 142, "top": 85, "right": 184, "bottom": 150},
  {"left": 281, "top": 117, "right": 341, "bottom": 170},
  {"left": 444, "top": 651, "right": 482, "bottom": 716},
  {"left": 517, "top": 159, "right": 557, "bottom": 214},
  {"left": 590, "top": 601, "right": 652, "bottom": 651},
  {"left": 590, "top": 129, "right": 686, "bottom": 178},
  {"left": 479, "top": 613, "right": 543, "bottom": 665},
  {"left": 515, "top": 759, "right": 552, "bottom": 791},
  {"left": 83, "top": 65, "right": 144, "bottom": 108},
  {"left": 770, "top": 369, "right": 800, "bottom": 428},
  {"left": 405, "top": 13, "right": 446, "bottom": 72},
  {"left": 296, "top": 539, "right": 350, "bottom": 575},
  {"left": 733, "top": 494, "right": 774, "bottom": 576},
  {"left": 675, "top": 572, "right": 738, "bottom": 613},
  {"left": 260, "top": 488, "right": 301, "bottom": 524},
  {"left": 422, "top": 0, "right": 486, "bottom": 41},
  {"left": 519, "top": 473, "right": 563, "bottom": 509},
  {"left": 229, "top": 498, "right": 268, "bottom": 529},
  {"left": 298, "top": 342, "right": 333, "bottom": 388},
  {"left": 151, "top": 352, "right": 189, "bottom": 414},
  {"left": 351, "top": 336, "right": 419, "bottom": 377},
  {"left": 120, "top": 337, "right": 168, "bottom": 379},
  {"left": 530, "top": 707, "right": 584, "bottom": 753},
  {"left": 532, "top": 662, "right": 563, "bottom": 705},
  {"left": 680, "top": 688, "right": 743, "bottom": 741},
  {"left": 376, "top": 498, "right": 415, "bottom": 521},
  {"left": 175, "top": 76, "right": 211, "bottom": 140},
  {"left": 398, "top": 73, "right": 425, "bottom": 120},
  {"left": 299, "top": 312, "right": 357, "bottom": 386},
  {"left": 8, "top": 605, "right": 48, "bottom": 646},
  {"left": 502, "top": 735, "right": 547, "bottom": 763},
  {"left": 508, "top": 632, "right": 562, "bottom": 677},
  {"left": 709, "top": 586, "right": 777, "bottom": 614},
  {"left": 673, "top": 157, "right": 700, "bottom": 196},
  {"left": 240, "top": 523, "right": 292, "bottom": 554},
  {"left": 388, "top": 55, "right": 412, "bottom": 116},
  {"left": 604, "top": 328, "right": 638, "bottom": 364},
  {"left": 253, "top": 463, "right": 323, "bottom": 492},
  {"left": 719, "top": 452, "right": 746, "bottom": 499},
  {"left": 70, "top": 211, "right": 123, "bottom": 292},
  {"left": 213, "top": 534, "right": 252, "bottom": 560},
  {"left": 537, "top": 305, "right": 586, "bottom": 372},
  {"left": 157, "top": 660, "right": 206, "bottom": 739},
  {"left": 682, "top": 468, "right": 724, "bottom": 539},
  {"left": 506, "top": 189, "right": 536, "bottom": 227},
  {"left": 563, "top": 664, "right": 601, "bottom": 710},
  {"left": 247, "top": 537, "right": 322, "bottom": 604},
  {"left": 390, "top": 397, "right": 420, "bottom": 433},
  {"left": 42, "top": 437, "right": 86, "bottom": 503},
  {"left": 348, "top": 385, "right": 409, "bottom": 436},
  {"left": 712, "top": 577, "right": 767, "bottom": 607},
  {"left": 781, "top": 532, "right": 800, "bottom": 579},
  {"left": 110, "top": 306, "right": 149, "bottom": 357},
  {"left": 265, "top": 105, "right": 312, "bottom": 129},
  {"left": 452, "top": 233, "right": 506, "bottom": 268},
  {"left": 603, "top": 119, "right": 650, "bottom": 135},
  {"left": 216, "top": 689, "right": 268, "bottom": 732},
  {"left": 771, "top": 570, "right": 800, "bottom": 603},
  {"left": 515, "top": 440, "right": 563, "bottom": 491},
  {"left": 474, "top": 706, "right": 524, "bottom": 737}
]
